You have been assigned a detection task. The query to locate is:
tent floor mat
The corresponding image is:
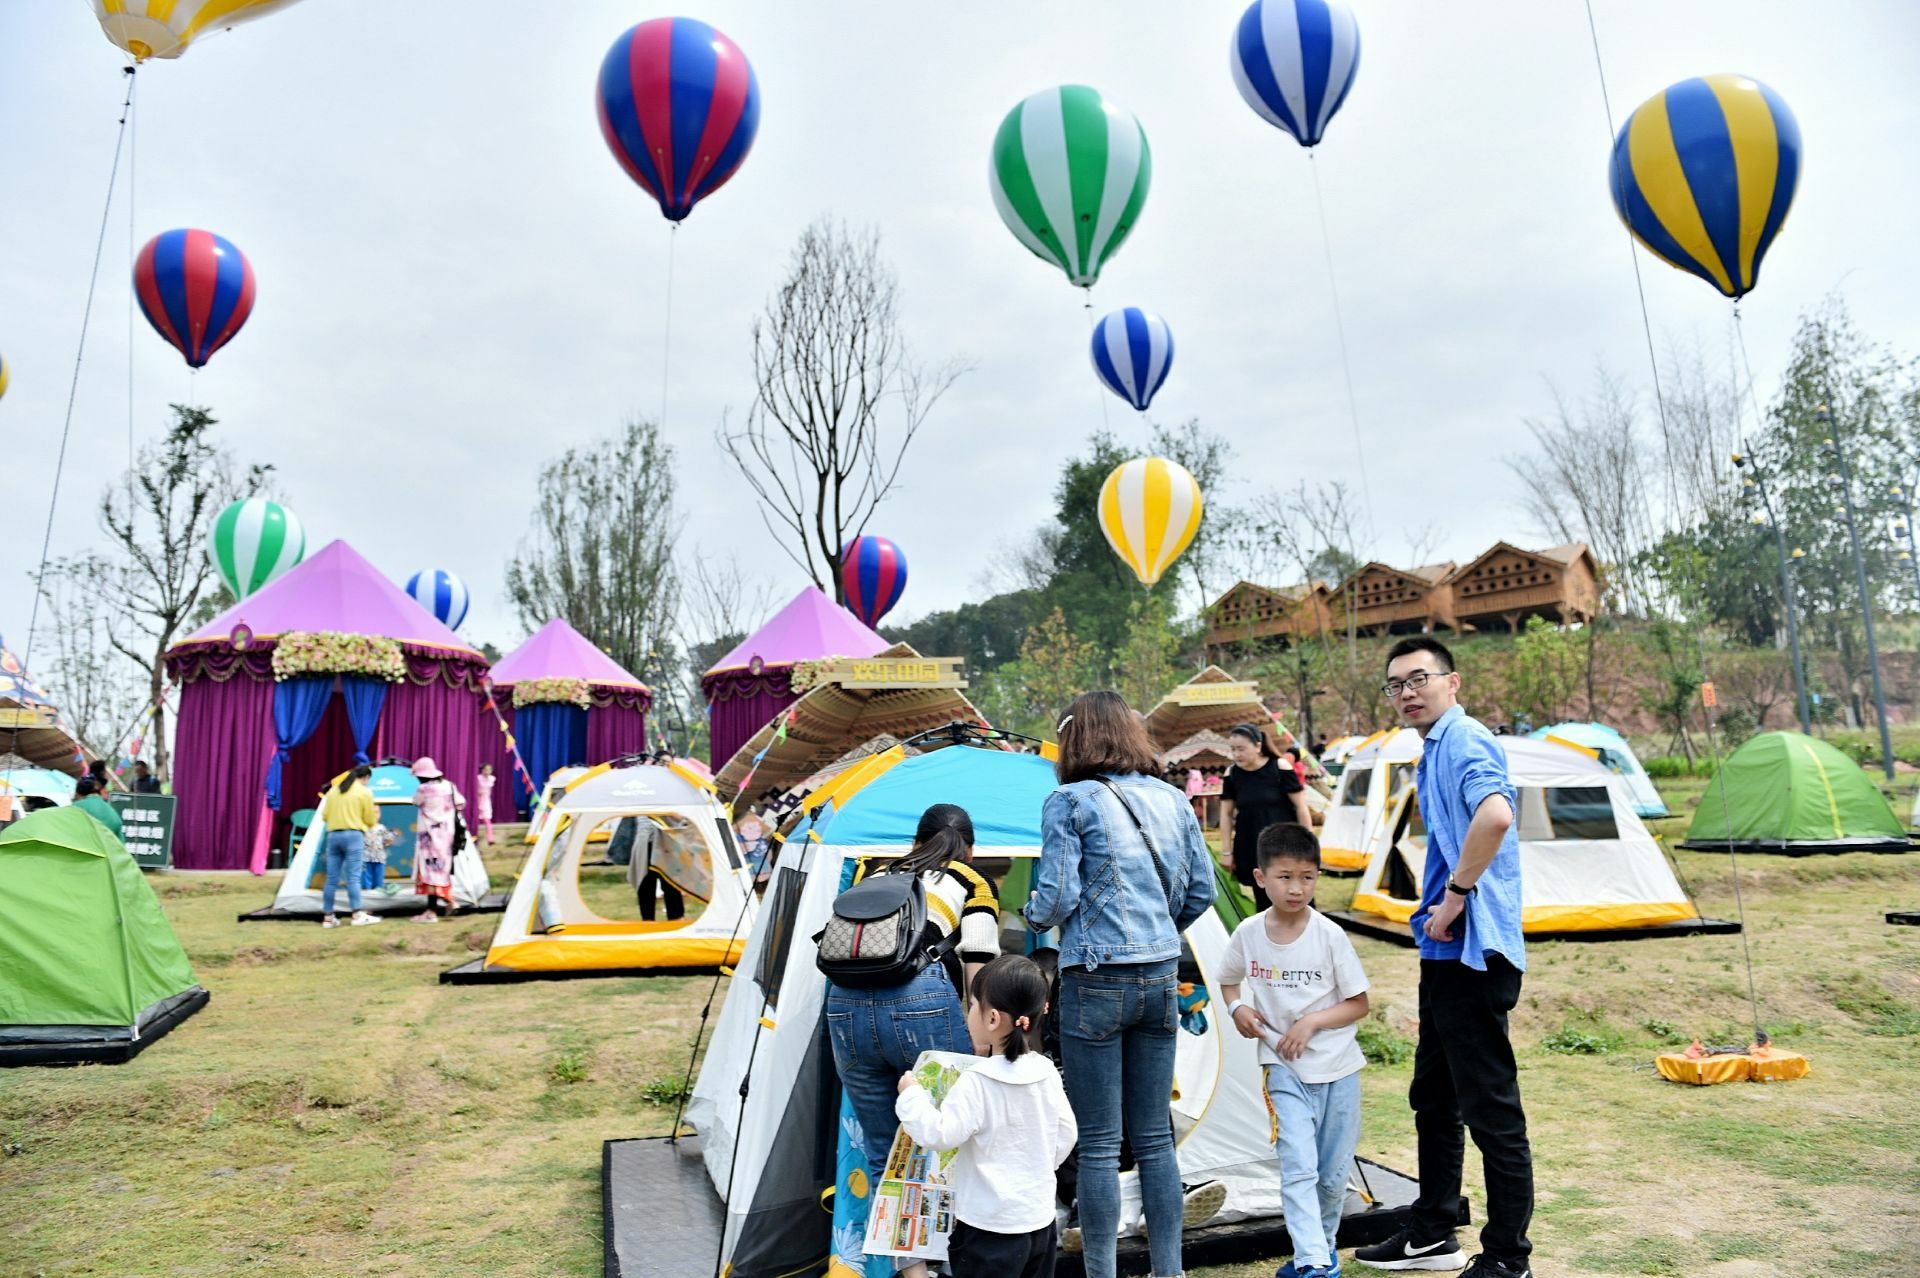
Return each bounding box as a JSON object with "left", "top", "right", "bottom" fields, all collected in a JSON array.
[
  {"left": 238, "top": 893, "right": 509, "bottom": 922},
  {"left": 442, "top": 959, "right": 727, "bottom": 984},
  {"left": 0, "top": 987, "right": 209, "bottom": 1068},
  {"left": 601, "top": 1137, "right": 1462, "bottom": 1278},
  {"left": 1327, "top": 911, "right": 1743, "bottom": 946},
  {"left": 1887, "top": 911, "right": 1920, "bottom": 926}
]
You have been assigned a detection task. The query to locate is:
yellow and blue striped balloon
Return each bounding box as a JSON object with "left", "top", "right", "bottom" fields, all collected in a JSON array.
[
  {"left": 1609, "top": 75, "right": 1801, "bottom": 300},
  {"left": 1098, "top": 457, "right": 1204, "bottom": 588}
]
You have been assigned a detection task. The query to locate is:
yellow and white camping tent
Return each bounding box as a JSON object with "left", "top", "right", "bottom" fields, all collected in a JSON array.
[
  {"left": 1335, "top": 736, "right": 1735, "bottom": 941},
  {"left": 1317, "top": 728, "right": 1421, "bottom": 872},
  {"left": 444, "top": 761, "right": 754, "bottom": 981}
]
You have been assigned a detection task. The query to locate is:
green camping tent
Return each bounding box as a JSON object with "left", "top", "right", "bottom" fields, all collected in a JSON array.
[
  {"left": 1681, "top": 731, "right": 1914, "bottom": 855},
  {"left": 0, "top": 806, "right": 208, "bottom": 1065}
]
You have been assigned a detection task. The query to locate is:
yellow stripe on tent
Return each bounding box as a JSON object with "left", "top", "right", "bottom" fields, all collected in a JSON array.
[
  {"left": 1349, "top": 894, "right": 1701, "bottom": 931},
  {"left": 1320, "top": 846, "right": 1370, "bottom": 871},
  {"left": 1542, "top": 734, "right": 1601, "bottom": 761},
  {"left": 1795, "top": 738, "right": 1844, "bottom": 839}
]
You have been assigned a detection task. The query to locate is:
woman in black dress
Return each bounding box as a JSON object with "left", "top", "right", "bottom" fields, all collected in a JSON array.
[{"left": 1218, "top": 722, "right": 1312, "bottom": 886}]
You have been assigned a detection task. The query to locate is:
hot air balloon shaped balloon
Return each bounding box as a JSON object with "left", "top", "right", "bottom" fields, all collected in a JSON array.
[
  {"left": 90, "top": 0, "right": 303, "bottom": 62},
  {"left": 134, "top": 229, "right": 256, "bottom": 369},
  {"left": 840, "top": 536, "right": 908, "bottom": 628},
  {"left": 209, "top": 498, "right": 304, "bottom": 598},
  {"left": 1230, "top": 0, "right": 1362, "bottom": 148},
  {"left": 596, "top": 17, "right": 762, "bottom": 223},
  {"left": 0, "top": 353, "right": 9, "bottom": 402},
  {"left": 1091, "top": 308, "right": 1174, "bottom": 412},
  {"left": 990, "top": 86, "right": 1151, "bottom": 289},
  {"left": 405, "top": 570, "right": 470, "bottom": 631},
  {"left": 1098, "top": 458, "right": 1203, "bottom": 588},
  {"left": 1609, "top": 75, "right": 1801, "bottom": 300}
]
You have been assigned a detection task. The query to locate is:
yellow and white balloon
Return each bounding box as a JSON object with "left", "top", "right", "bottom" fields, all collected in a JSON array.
[
  {"left": 89, "top": 0, "right": 302, "bottom": 62},
  {"left": 1097, "top": 457, "right": 1203, "bottom": 587}
]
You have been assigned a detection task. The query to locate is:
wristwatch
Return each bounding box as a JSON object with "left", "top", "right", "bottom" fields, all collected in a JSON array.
[{"left": 1446, "top": 877, "right": 1476, "bottom": 897}]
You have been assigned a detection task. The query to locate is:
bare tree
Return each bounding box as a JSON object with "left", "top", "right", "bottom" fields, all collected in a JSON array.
[
  {"left": 718, "top": 218, "right": 964, "bottom": 599},
  {"left": 96, "top": 405, "right": 269, "bottom": 779},
  {"left": 980, "top": 525, "right": 1062, "bottom": 597},
  {"left": 678, "top": 551, "right": 777, "bottom": 673},
  {"left": 506, "top": 417, "right": 680, "bottom": 678},
  {"left": 32, "top": 555, "right": 141, "bottom": 757},
  {"left": 1660, "top": 335, "right": 1744, "bottom": 528}
]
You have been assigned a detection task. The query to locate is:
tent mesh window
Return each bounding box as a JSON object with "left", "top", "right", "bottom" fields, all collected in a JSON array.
[
  {"left": 1342, "top": 768, "right": 1372, "bottom": 807},
  {"left": 755, "top": 865, "right": 807, "bottom": 1007},
  {"left": 1385, "top": 798, "right": 1427, "bottom": 900},
  {"left": 1383, "top": 761, "right": 1415, "bottom": 802},
  {"left": 1519, "top": 786, "right": 1619, "bottom": 841}
]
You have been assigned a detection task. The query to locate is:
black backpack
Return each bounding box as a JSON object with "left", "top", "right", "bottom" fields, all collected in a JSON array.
[{"left": 814, "top": 869, "right": 958, "bottom": 989}]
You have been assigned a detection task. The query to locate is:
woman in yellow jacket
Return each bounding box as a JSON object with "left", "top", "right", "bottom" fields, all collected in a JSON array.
[{"left": 318, "top": 765, "right": 382, "bottom": 929}]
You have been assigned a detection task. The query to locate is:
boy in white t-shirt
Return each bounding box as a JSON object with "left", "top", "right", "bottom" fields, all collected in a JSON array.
[{"left": 1219, "top": 823, "right": 1371, "bottom": 1278}]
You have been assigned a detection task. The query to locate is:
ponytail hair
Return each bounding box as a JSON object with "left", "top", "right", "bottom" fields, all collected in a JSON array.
[
  {"left": 335, "top": 764, "right": 373, "bottom": 795},
  {"left": 968, "top": 955, "right": 1050, "bottom": 1062},
  {"left": 891, "top": 803, "right": 975, "bottom": 877}
]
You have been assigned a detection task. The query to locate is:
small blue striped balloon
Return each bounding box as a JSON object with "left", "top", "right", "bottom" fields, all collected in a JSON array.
[
  {"left": 1230, "top": 0, "right": 1361, "bottom": 149},
  {"left": 405, "top": 570, "right": 469, "bottom": 631},
  {"left": 1091, "top": 308, "right": 1175, "bottom": 412}
]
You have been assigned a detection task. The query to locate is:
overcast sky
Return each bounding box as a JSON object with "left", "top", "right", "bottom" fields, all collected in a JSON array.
[{"left": 3, "top": 1, "right": 1916, "bottom": 663}]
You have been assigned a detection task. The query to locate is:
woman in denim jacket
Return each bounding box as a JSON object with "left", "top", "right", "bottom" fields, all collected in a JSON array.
[{"left": 1024, "top": 691, "right": 1215, "bottom": 1278}]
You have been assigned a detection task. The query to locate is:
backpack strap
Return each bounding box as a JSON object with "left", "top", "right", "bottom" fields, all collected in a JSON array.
[{"left": 1092, "top": 776, "right": 1176, "bottom": 912}]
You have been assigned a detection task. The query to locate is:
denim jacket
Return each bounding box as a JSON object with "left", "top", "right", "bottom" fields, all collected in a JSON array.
[{"left": 1024, "top": 772, "right": 1216, "bottom": 969}]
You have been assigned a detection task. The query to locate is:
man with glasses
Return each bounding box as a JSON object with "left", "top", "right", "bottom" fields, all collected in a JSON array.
[{"left": 1354, "top": 638, "right": 1532, "bottom": 1278}]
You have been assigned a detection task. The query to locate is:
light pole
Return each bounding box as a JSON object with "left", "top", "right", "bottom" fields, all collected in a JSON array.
[
  {"left": 1734, "top": 446, "right": 1812, "bottom": 734},
  {"left": 1816, "top": 403, "right": 1896, "bottom": 782}
]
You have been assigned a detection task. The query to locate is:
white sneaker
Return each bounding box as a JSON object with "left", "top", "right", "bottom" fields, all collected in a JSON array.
[
  {"left": 1183, "top": 1180, "right": 1228, "bottom": 1227},
  {"left": 350, "top": 912, "right": 382, "bottom": 926},
  {"left": 321, "top": 916, "right": 340, "bottom": 929}
]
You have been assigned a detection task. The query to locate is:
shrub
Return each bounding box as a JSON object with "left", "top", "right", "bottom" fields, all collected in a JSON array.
[
  {"left": 1542, "top": 1014, "right": 1624, "bottom": 1056},
  {"left": 638, "top": 1076, "right": 692, "bottom": 1106},
  {"left": 548, "top": 1050, "right": 590, "bottom": 1085}
]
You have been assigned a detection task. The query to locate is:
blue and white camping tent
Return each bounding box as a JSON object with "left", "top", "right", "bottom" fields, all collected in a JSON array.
[{"left": 1532, "top": 722, "right": 1668, "bottom": 818}]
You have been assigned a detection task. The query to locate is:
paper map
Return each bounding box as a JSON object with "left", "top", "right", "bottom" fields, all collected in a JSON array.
[{"left": 861, "top": 1050, "right": 980, "bottom": 1261}]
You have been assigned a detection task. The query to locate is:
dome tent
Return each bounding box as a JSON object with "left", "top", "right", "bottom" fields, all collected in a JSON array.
[
  {"left": 0, "top": 807, "right": 207, "bottom": 1066},
  {"left": 483, "top": 618, "right": 652, "bottom": 822},
  {"left": 1531, "top": 721, "right": 1668, "bottom": 817},
  {"left": 164, "top": 540, "right": 491, "bottom": 872},
  {"left": 1680, "top": 731, "right": 1912, "bottom": 854},
  {"left": 699, "top": 586, "right": 888, "bottom": 769},
  {"left": 1319, "top": 728, "right": 1423, "bottom": 873}
]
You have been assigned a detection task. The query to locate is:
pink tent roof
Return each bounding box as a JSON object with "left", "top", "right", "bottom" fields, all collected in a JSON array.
[
  {"left": 490, "top": 618, "right": 649, "bottom": 690},
  {"left": 176, "top": 539, "right": 477, "bottom": 655},
  {"left": 704, "top": 586, "right": 888, "bottom": 676}
]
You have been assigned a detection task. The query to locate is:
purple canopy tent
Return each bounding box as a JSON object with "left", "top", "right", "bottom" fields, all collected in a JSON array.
[
  {"left": 486, "top": 618, "right": 651, "bottom": 819},
  {"left": 699, "top": 586, "right": 888, "bottom": 769},
  {"left": 164, "top": 540, "right": 490, "bottom": 873}
]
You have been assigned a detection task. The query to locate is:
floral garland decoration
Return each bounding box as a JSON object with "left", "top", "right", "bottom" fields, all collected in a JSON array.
[
  {"left": 787, "top": 659, "right": 833, "bottom": 695},
  {"left": 512, "top": 676, "right": 593, "bottom": 709},
  {"left": 270, "top": 631, "right": 408, "bottom": 682}
]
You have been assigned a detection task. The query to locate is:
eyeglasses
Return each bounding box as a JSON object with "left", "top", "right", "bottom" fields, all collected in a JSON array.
[{"left": 1381, "top": 670, "right": 1451, "bottom": 699}]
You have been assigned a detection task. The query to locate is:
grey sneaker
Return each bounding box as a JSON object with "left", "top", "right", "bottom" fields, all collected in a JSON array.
[{"left": 1183, "top": 1180, "right": 1228, "bottom": 1227}]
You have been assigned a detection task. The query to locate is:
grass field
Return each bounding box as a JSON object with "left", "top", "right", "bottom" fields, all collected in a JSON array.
[{"left": 3, "top": 798, "right": 1919, "bottom": 1278}]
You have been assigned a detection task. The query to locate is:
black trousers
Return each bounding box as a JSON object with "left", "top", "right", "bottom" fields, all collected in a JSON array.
[
  {"left": 948, "top": 1220, "right": 1055, "bottom": 1278},
  {"left": 1409, "top": 956, "right": 1533, "bottom": 1263},
  {"left": 636, "top": 870, "right": 684, "bottom": 921}
]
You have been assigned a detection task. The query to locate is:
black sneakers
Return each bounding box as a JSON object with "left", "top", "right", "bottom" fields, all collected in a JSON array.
[
  {"left": 1459, "top": 1258, "right": 1531, "bottom": 1278},
  {"left": 1353, "top": 1228, "right": 1468, "bottom": 1271}
]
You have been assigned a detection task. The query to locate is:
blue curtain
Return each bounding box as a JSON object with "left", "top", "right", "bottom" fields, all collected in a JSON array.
[
  {"left": 266, "top": 677, "right": 333, "bottom": 810},
  {"left": 517, "top": 702, "right": 589, "bottom": 797},
  {"left": 339, "top": 676, "right": 388, "bottom": 765}
]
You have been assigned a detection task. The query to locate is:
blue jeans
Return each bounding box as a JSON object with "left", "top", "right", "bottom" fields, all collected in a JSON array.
[
  {"left": 1058, "top": 959, "right": 1183, "bottom": 1278},
  {"left": 1266, "top": 1065, "right": 1362, "bottom": 1269},
  {"left": 322, "top": 830, "right": 366, "bottom": 915},
  {"left": 825, "top": 966, "right": 970, "bottom": 1175}
]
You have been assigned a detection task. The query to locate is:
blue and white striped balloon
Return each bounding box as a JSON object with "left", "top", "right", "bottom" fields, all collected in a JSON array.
[
  {"left": 1090, "top": 308, "right": 1175, "bottom": 413},
  {"left": 1229, "top": 0, "right": 1361, "bottom": 149},
  {"left": 405, "top": 570, "right": 469, "bottom": 631}
]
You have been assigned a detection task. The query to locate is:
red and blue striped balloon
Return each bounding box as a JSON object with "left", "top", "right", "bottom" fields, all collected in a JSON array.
[
  {"left": 133, "top": 228, "right": 256, "bottom": 369},
  {"left": 596, "top": 17, "right": 761, "bottom": 223},
  {"left": 841, "top": 536, "right": 907, "bottom": 629}
]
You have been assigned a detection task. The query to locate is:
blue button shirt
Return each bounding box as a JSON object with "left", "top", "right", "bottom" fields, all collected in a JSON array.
[{"left": 1411, "top": 706, "right": 1525, "bottom": 971}]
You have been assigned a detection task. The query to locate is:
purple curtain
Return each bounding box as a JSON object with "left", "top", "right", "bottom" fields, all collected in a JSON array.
[
  {"left": 267, "top": 676, "right": 333, "bottom": 809},
  {"left": 702, "top": 667, "right": 798, "bottom": 770},
  {"left": 380, "top": 678, "right": 484, "bottom": 813},
  {"left": 586, "top": 701, "right": 651, "bottom": 764},
  {"left": 479, "top": 701, "right": 524, "bottom": 820},
  {"left": 171, "top": 674, "right": 276, "bottom": 871},
  {"left": 340, "top": 676, "right": 387, "bottom": 765}
]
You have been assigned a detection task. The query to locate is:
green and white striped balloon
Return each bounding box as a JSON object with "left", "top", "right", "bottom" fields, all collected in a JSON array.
[
  {"left": 209, "top": 498, "right": 305, "bottom": 598},
  {"left": 989, "top": 85, "right": 1152, "bottom": 289}
]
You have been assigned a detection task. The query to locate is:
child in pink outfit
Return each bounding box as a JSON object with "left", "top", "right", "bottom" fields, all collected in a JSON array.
[{"left": 475, "top": 765, "right": 496, "bottom": 847}]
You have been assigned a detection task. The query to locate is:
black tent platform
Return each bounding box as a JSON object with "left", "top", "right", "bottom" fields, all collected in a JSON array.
[
  {"left": 603, "top": 1133, "right": 1465, "bottom": 1278},
  {"left": 0, "top": 987, "right": 209, "bottom": 1067},
  {"left": 1888, "top": 910, "right": 1920, "bottom": 926},
  {"left": 441, "top": 958, "right": 724, "bottom": 984},
  {"left": 1327, "top": 910, "right": 1743, "bottom": 946},
  {"left": 238, "top": 892, "right": 508, "bottom": 922}
]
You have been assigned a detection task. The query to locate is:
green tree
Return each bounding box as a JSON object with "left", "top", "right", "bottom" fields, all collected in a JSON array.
[
  {"left": 971, "top": 606, "right": 1103, "bottom": 738},
  {"left": 1113, "top": 596, "right": 1180, "bottom": 713},
  {"left": 1506, "top": 617, "right": 1584, "bottom": 725}
]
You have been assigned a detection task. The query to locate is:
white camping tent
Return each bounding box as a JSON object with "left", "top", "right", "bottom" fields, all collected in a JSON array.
[
  {"left": 264, "top": 764, "right": 491, "bottom": 917},
  {"left": 1318, "top": 728, "right": 1421, "bottom": 872},
  {"left": 684, "top": 743, "right": 1422, "bottom": 1276},
  {"left": 523, "top": 765, "right": 589, "bottom": 844},
  {"left": 444, "top": 762, "right": 754, "bottom": 981},
  {"left": 1343, "top": 737, "right": 1707, "bottom": 937}
]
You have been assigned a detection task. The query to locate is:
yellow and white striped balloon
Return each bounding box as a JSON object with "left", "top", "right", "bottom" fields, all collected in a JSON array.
[
  {"left": 1097, "top": 457, "right": 1204, "bottom": 587},
  {"left": 89, "top": 0, "right": 303, "bottom": 62}
]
